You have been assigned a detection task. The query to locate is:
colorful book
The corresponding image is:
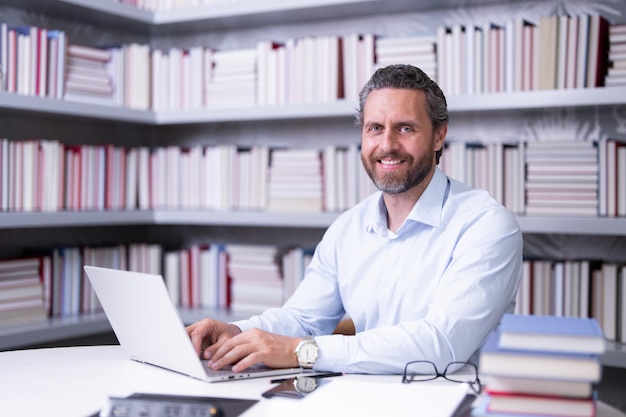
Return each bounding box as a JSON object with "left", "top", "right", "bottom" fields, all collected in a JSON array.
[
  {"left": 498, "top": 314, "right": 606, "bottom": 354},
  {"left": 486, "top": 391, "right": 596, "bottom": 417}
]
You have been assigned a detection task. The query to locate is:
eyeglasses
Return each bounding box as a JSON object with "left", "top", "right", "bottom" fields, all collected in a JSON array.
[{"left": 402, "top": 360, "right": 482, "bottom": 394}]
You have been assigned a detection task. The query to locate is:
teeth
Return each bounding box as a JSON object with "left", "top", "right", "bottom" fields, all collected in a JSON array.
[{"left": 380, "top": 159, "right": 401, "bottom": 165}]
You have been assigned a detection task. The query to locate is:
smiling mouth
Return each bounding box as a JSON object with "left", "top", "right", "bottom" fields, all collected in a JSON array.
[{"left": 379, "top": 159, "right": 403, "bottom": 166}]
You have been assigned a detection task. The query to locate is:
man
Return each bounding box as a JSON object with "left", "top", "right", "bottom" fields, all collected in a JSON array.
[{"left": 187, "top": 64, "right": 523, "bottom": 375}]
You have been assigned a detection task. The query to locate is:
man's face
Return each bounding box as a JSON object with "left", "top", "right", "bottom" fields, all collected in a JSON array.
[{"left": 360, "top": 88, "right": 445, "bottom": 194}]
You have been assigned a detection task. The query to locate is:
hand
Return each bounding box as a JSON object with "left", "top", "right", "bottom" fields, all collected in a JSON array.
[
  {"left": 205, "top": 328, "right": 301, "bottom": 373},
  {"left": 186, "top": 318, "right": 242, "bottom": 359}
]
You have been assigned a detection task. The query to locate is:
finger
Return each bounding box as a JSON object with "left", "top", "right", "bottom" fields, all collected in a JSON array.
[
  {"left": 187, "top": 324, "right": 210, "bottom": 357},
  {"left": 231, "top": 352, "right": 263, "bottom": 373},
  {"left": 208, "top": 336, "right": 253, "bottom": 370}
]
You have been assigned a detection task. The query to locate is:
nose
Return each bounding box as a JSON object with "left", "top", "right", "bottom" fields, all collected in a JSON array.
[{"left": 380, "top": 129, "right": 400, "bottom": 152}]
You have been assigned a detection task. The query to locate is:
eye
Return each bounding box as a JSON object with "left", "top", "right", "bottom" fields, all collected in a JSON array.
[
  {"left": 400, "top": 126, "right": 414, "bottom": 133},
  {"left": 368, "top": 125, "right": 383, "bottom": 133}
]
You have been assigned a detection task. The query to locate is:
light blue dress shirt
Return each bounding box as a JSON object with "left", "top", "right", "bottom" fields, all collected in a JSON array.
[{"left": 233, "top": 167, "right": 523, "bottom": 374}]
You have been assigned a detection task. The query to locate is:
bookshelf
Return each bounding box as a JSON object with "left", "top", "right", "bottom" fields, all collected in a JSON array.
[
  {"left": 1, "top": 211, "right": 626, "bottom": 235},
  {"left": 0, "top": 0, "right": 625, "bottom": 368},
  {"left": 3, "top": 88, "right": 626, "bottom": 125}
]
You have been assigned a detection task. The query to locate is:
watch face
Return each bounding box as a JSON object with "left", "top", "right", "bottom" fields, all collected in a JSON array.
[
  {"left": 300, "top": 341, "right": 318, "bottom": 363},
  {"left": 294, "top": 376, "right": 318, "bottom": 393},
  {"left": 297, "top": 340, "right": 318, "bottom": 366}
]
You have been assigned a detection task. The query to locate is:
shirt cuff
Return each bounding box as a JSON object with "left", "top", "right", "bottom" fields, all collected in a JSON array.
[{"left": 313, "top": 334, "right": 348, "bottom": 372}]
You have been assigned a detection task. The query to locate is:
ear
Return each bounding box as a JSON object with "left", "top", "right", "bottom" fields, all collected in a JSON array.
[{"left": 434, "top": 124, "right": 447, "bottom": 152}]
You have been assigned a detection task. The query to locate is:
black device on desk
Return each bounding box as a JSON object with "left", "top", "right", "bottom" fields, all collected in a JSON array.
[
  {"left": 95, "top": 393, "right": 257, "bottom": 417},
  {"left": 262, "top": 372, "right": 342, "bottom": 399}
]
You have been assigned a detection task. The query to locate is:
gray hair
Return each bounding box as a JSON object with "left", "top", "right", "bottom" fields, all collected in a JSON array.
[{"left": 355, "top": 64, "right": 449, "bottom": 163}]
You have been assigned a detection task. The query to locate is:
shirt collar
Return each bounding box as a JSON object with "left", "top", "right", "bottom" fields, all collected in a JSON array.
[{"left": 367, "top": 168, "right": 448, "bottom": 235}]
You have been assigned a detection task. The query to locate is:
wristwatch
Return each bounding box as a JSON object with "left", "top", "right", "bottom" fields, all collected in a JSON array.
[
  {"left": 295, "top": 336, "right": 319, "bottom": 368},
  {"left": 293, "top": 376, "right": 318, "bottom": 393}
]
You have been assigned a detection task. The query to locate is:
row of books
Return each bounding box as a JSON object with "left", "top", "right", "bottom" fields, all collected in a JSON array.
[
  {"left": 0, "top": 239, "right": 316, "bottom": 324},
  {"left": 0, "top": 24, "right": 66, "bottom": 99},
  {"left": 475, "top": 314, "right": 605, "bottom": 417},
  {"left": 605, "top": 23, "right": 626, "bottom": 87},
  {"left": 438, "top": 14, "right": 611, "bottom": 96},
  {"left": 516, "top": 259, "right": 626, "bottom": 343},
  {"left": 0, "top": 139, "right": 379, "bottom": 213},
  {"left": 2, "top": 137, "right": 625, "bottom": 216},
  {"left": 440, "top": 139, "right": 625, "bottom": 217},
  {"left": 164, "top": 243, "right": 313, "bottom": 314},
  {"left": 1, "top": 14, "right": 622, "bottom": 111},
  {"left": 0, "top": 243, "right": 160, "bottom": 325}
]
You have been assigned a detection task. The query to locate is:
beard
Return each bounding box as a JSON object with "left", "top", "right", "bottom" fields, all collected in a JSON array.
[{"left": 361, "top": 148, "right": 434, "bottom": 194}]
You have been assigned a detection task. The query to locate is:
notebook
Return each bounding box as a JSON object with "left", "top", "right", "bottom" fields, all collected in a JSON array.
[{"left": 83, "top": 265, "right": 303, "bottom": 382}]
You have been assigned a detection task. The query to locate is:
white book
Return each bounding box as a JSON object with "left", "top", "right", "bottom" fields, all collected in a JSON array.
[
  {"left": 618, "top": 144, "right": 626, "bottom": 216},
  {"left": 358, "top": 33, "right": 375, "bottom": 98},
  {"left": 473, "top": 26, "right": 484, "bottom": 93},
  {"left": 619, "top": 265, "right": 626, "bottom": 343},
  {"left": 346, "top": 143, "right": 358, "bottom": 208},
  {"left": 450, "top": 24, "right": 462, "bottom": 95},
  {"left": 465, "top": 25, "right": 476, "bottom": 95},
  {"left": 504, "top": 19, "right": 515, "bottom": 93},
  {"left": 37, "top": 27, "right": 48, "bottom": 97},
  {"left": 522, "top": 22, "right": 533, "bottom": 90},
  {"left": 200, "top": 245, "right": 220, "bottom": 310},
  {"left": 606, "top": 139, "right": 618, "bottom": 216},
  {"left": 602, "top": 263, "right": 619, "bottom": 341},
  {"left": 256, "top": 40, "right": 272, "bottom": 106},
  {"left": 435, "top": 26, "right": 448, "bottom": 93},
  {"left": 323, "top": 145, "right": 337, "bottom": 212},
  {"left": 576, "top": 14, "right": 590, "bottom": 88},
  {"left": 552, "top": 261, "right": 565, "bottom": 317},
  {"left": 0, "top": 23, "right": 7, "bottom": 92},
  {"left": 150, "top": 49, "right": 164, "bottom": 110},
  {"left": 164, "top": 251, "right": 180, "bottom": 306},
  {"left": 335, "top": 148, "right": 348, "bottom": 211},
  {"left": 565, "top": 15, "right": 579, "bottom": 89},
  {"left": 556, "top": 15, "right": 570, "bottom": 89},
  {"left": 515, "top": 260, "right": 532, "bottom": 315}
]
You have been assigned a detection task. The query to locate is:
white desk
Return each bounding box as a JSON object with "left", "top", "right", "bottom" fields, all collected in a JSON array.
[{"left": 0, "top": 345, "right": 624, "bottom": 417}]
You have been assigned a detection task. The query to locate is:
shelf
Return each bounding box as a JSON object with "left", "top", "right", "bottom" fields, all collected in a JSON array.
[
  {"left": 2, "top": 88, "right": 626, "bottom": 126},
  {"left": 448, "top": 87, "right": 626, "bottom": 112},
  {"left": 602, "top": 342, "right": 626, "bottom": 369},
  {"left": 0, "top": 210, "right": 340, "bottom": 229},
  {"left": 154, "top": 101, "right": 358, "bottom": 124},
  {"left": 11, "top": 0, "right": 503, "bottom": 34},
  {"left": 0, "top": 92, "right": 155, "bottom": 125},
  {"left": 517, "top": 216, "right": 626, "bottom": 236},
  {"left": 1, "top": 210, "right": 626, "bottom": 235},
  {"left": 0, "top": 313, "right": 111, "bottom": 351},
  {"left": 0, "top": 210, "right": 156, "bottom": 228},
  {"left": 0, "top": 308, "right": 251, "bottom": 351}
]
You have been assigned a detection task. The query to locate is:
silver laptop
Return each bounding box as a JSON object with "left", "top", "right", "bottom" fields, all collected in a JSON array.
[{"left": 84, "top": 265, "right": 303, "bottom": 382}]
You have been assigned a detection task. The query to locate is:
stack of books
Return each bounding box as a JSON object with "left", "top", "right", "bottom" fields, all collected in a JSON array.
[
  {"left": 475, "top": 314, "right": 606, "bottom": 417},
  {"left": 605, "top": 23, "right": 626, "bottom": 87},
  {"left": 205, "top": 47, "right": 257, "bottom": 109},
  {"left": 64, "top": 44, "right": 116, "bottom": 106},
  {"left": 374, "top": 35, "right": 437, "bottom": 79},
  {"left": 225, "top": 244, "right": 284, "bottom": 314},
  {"left": 0, "top": 257, "right": 47, "bottom": 326},
  {"left": 524, "top": 141, "right": 599, "bottom": 216},
  {"left": 267, "top": 148, "right": 323, "bottom": 212}
]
